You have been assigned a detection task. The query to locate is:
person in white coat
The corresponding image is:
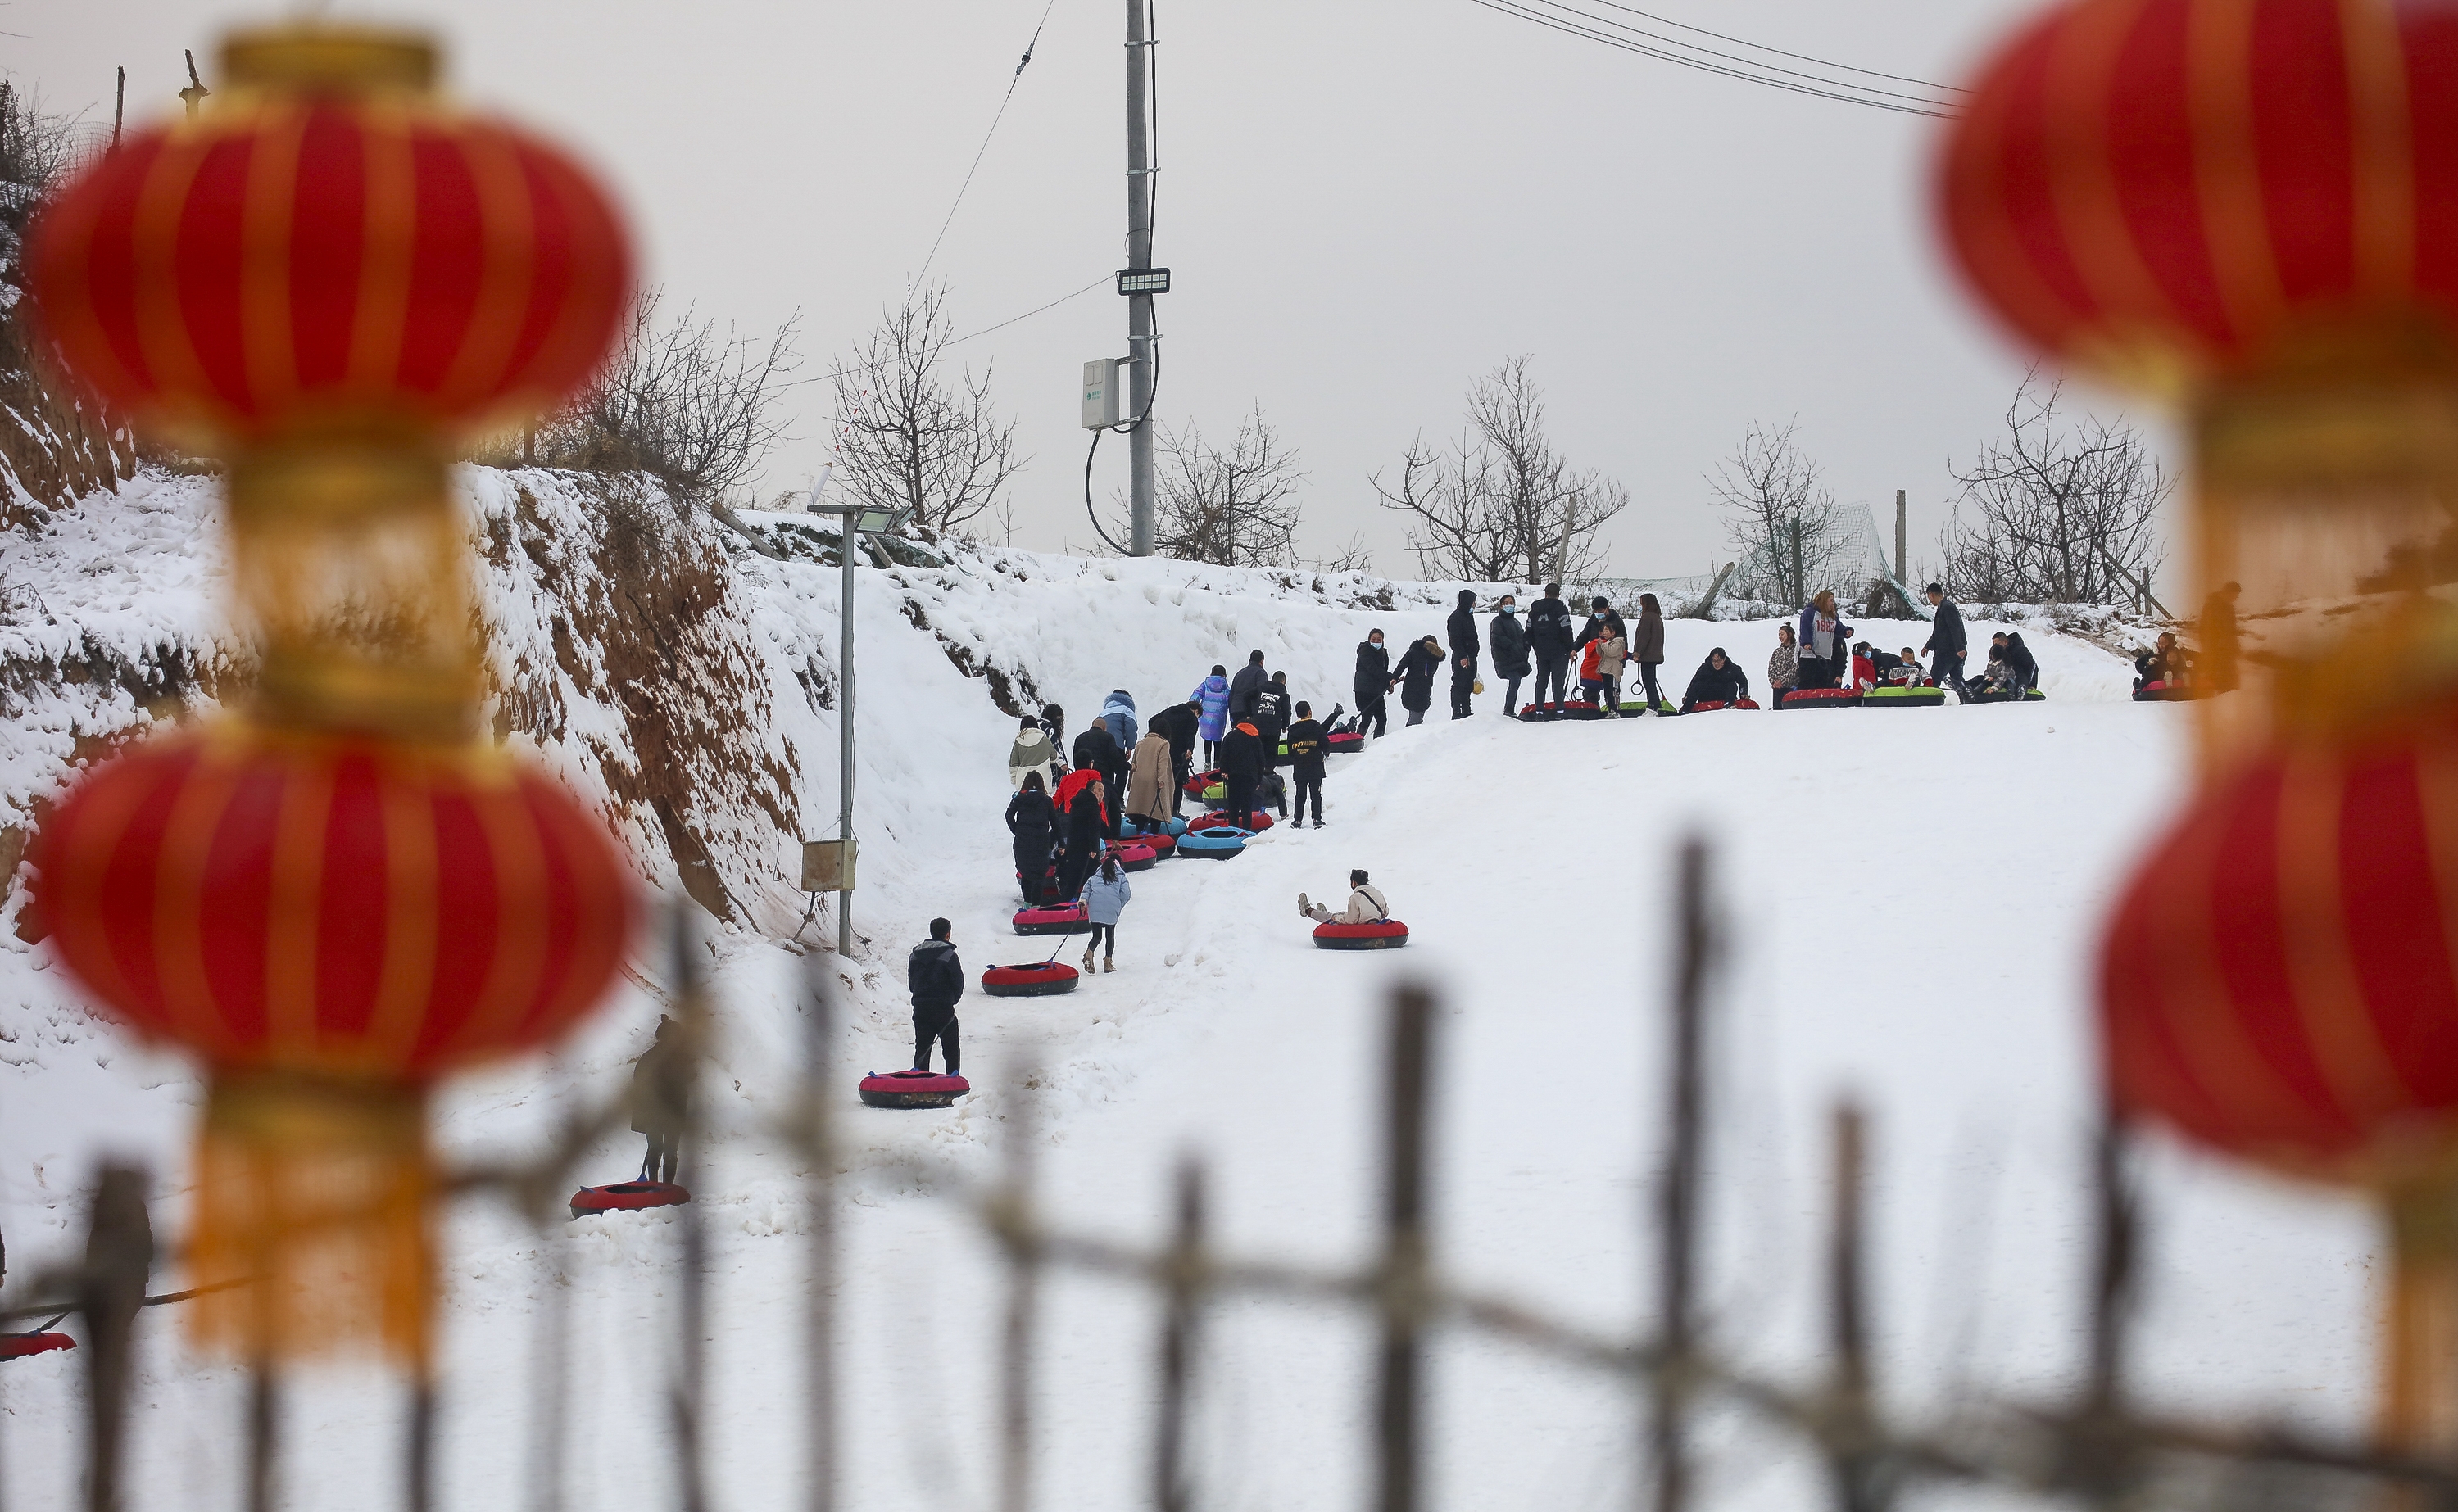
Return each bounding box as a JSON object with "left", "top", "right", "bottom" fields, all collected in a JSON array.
[
  {"left": 1299, "top": 869, "right": 1390, "bottom": 925},
  {"left": 1009, "top": 714, "right": 1058, "bottom": 792}
]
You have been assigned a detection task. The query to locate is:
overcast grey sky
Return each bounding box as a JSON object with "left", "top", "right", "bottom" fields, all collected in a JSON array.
[{"left": 11, "top": 0, "right": 2179, "bottom": 582}]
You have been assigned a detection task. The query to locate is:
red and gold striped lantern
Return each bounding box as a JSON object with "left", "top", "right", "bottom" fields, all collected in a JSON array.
[
  {"left": 19, "top": 24, "right": 637, "bottom": 1366},
  {"left": 29, "top": 727, "right": 632, "bottom": 1361},
  {"left": 1939, "top": 0, "right": 2458, "bottom": 758}
]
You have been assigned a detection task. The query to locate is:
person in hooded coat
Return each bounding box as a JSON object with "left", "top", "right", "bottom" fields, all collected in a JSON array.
[
  {"left": 1489, "top": 594, "right": 1531, "bottom": 715},
  {"left": 2003, "top": 632, "right": 2039, "bottom": 693},
  {"left": 1393, "top": 635, "right": 1443, "bottom": 726},
  {"left": 1254, "top": 672, "right": 1293, "bottom": 768},
  {"left": 1073, "top": 719, "right": 1128, "bottom": 837},
  {"left": 1123, "top": 730, "right": 1174, "bottom": 828},
  {"left": 1057, "top": 776, "right": 1110, "bottom": 899},
  {"left": 1191, "top": 666, "right": 1231, "bottom": 763},
  {"left": 1229, "top": 650, "right": 1269, "bottom": 722},
  {"left": 1444, "top": 589, "right": 1481, "bottom": 719},
  {"left": 1100, "top": 690, "right": 1138, "bottom": 749},
  {"left": 1008, "top": 713, "right": 1057, "bottom": 792},
  {"left": 1353, "top": 632, "right": 1392, "bottom": 739},
  {"left": 1680, "top": 648, "right": 1751, "bottom": 712},
  {"left": 1527, "top": 582, "right": 1574, "bottom": 707},
  {"left": 1149, "top": 699, "right": 1200, "bottom": 816},
  {"left": 630, "top": 1016, "right": 690, "bottom": 1183},
  {"left": 907, "top": 919, "right": 965, "bottom": 1076},
  {"left": 1005, "top": 770, "right": 1058, "bottom": 903},
  {"left": 1218, "top": 719, "right": 1267, "bottom": 828},
  {"left": 1631, "top": 593, "right": 1667, "bottom": 711},
  {"left": 1037, "top": 704, "right": 1070, "bottom": 772}
]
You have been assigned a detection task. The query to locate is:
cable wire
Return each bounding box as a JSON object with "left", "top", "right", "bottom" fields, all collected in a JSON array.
[
  {"left": 1084, "top": 428, "right": 1131, "bottom": 554},
  {"left": 1574, "top": 0, "right": 1966, "bottom": 93},
  {"left": 1465, "top": 0, "right": 1958, "bottom": 118},
  {"left": 916, "top": 0, "right": 1063, "bottom": 285},
  {"left": 1510, "top": 0, "right": 1957, "bottom": 106}
]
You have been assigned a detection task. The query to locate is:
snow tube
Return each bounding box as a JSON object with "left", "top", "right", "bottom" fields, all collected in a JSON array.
[
  {"left": 1614, "top": 702, "right": 1669, "bottom": 716},
  {"left": 1313, "top": 919, "right": 1410, "bottom": 950},
  {"left": 569, "top": 1180, "right": 692, "bottom": 1221},
  {"left": 1965, "top": 688, "right": 2045, "bottom": 704},
  {"left": 2133, "top": 682, "right": 2202, "bottom": 701},
  {"left": 1327, "top": 731, "right": 1363, "bottom": 754},
  {"left": 0, "top": 1332, "right": 74, "bottom": 1360},
  {"left": 859, "top": 1070, "right": 971, "bottom": 1109},
  {"left": 1178, "top": 827, "right": 1250, "bottom": 859},
  {"left": 1777, "top": 688, "right": 1862, "bottom": 709},
  {"left": 1517, "top": 702, "right": 1558, "bottom": 721},
  {"left": 983, "top": 961, "right": 1081, "bottom": 997},
  {"left": 1124, "top": 816, "right": 1186, "bottom": 838},
  {"left": 1182, "top": 768, "right": 1223, "bottom": 799},
  {"left": 1108, "top": 841, "right": 1159, "bottom": 872},
  {"left": 1863, "top": 686, "right": 1945, "bottom": 708},
  {"left": 1129, "top": 831, "right": 1177, "bottom": 858},
  {"left": 1685, "top": 699, "right": 1761, "bottom": 713},
  {"left": 2025, "top": 688, "right": 2048, "bottom": 702},
  {"left": 1014, "top": 902, "right": 1091, "bottom": 935},
  {"left": 1197, "top": 808, "right": 1275, "bottom": 831},
  {"left": 1559, "top": 699, "right": 1604, "bottom": 720}
]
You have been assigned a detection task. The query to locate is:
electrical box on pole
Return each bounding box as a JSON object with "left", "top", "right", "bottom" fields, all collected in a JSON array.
[{"left": 1082, "top": 359, "right": 1122, "bottom": 429}]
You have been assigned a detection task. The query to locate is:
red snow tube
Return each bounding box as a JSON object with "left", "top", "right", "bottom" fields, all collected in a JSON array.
[
  {"left": 569, "top": 1181, "right": 692, "bottom": 1220},
  {"left": 860, "top": 1070, "right": 971, "bottom": 1108},
  {"left": 1777, "top": 688, "right": 1862, "bottom": 709},
  {"left": 1014, "top": 902, "right": 1091, "bottom": 935},
  {"left": 0, "top": 1332, "right": 73, "bottom": 1360},
  {"left": 1560, "top": 700, "right": 1603, "bottom": 720},
  {"left": 1327, "top": 731, "right": 1363, "bottom": 753},
  {"left": 1687, "top": 699, "right": 1762, "bottom": 713},
  {"left": 1183, "top": 767, "right": 1224, "bottom": 799},
  {"left": 1196, "top": 808, "right": 1274, "bottom": 831},
  {"left": 1519, "top": 703, "right": 1558, "bottom": 721},
  {"left": 1313, "top": 920, "right": 1410, "bottom": 949},
  {"left": 1131, "top": 832, "right": 1177, "bottom": 858},
  {"left": 984, "top": 961, "right": 1081, "bottom": 996},
  {"left": 1107, "top": 841, "right": 1159, "bottom": 871}
]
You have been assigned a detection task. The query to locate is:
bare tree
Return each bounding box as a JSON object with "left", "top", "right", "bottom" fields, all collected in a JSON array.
[
  {"left": 1941, "top": 372, "right": 2172, "bottom": 605},
  {"left": 1711, "top": 420, "right": 1859, "bottom": 607},
  {"left": 532, "top": 289, "right": 800, "bottom": 511},
  {"left": 1372, "top": 357, "right": 1626, "bottom": 583},
  {"left": 1131, "top": 405, "right": 1307, "bottom": 567},
  {"left": 828, "top": 281, "right": 1023, "bottom": 538}
]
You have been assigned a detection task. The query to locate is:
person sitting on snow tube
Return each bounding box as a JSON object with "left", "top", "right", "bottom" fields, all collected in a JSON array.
[
  {"left": 1299, "top": 868, "right": 1390, "bottom": 926},
  {"left": 1969, "top": 637, "right": 2012, "bottom": 698},
  {"left": 1680, "top": 648, "right": 1751, "bottom": 713},
  {"left": 2134, "top": 632, "right": 2191, "bottom": 692},
  {"left": 909, "top": 917, "right": 964, "bottom": 1078},
  {"left": 1849, "top": 642, "right": 1878, "bottom": 693},
  {"left": 2004, "top": 632, "right": 2039, "bottom": 694},
  {"left": 1006, "top": 771, "right": 1057, "bottom": 903}
]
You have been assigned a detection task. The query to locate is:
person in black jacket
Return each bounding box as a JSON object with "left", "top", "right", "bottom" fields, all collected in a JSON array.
[
  {"left": 1073, "top": 720, "right": 1130, "bottom": 837},
  {"left": 1527, "top": 583, "right": 1574, "bottom": 707},
  {"left": 1680, "top": 648, "right": 1751, "bottom": 712},
  {"left": 1444, "top": 589, "right": 1481, "bottom": 719},
  {"left": 1574, "top": 595, "right": 1627, "bottom": 650},
  {"left": 1037, "top": 704, "right": 1070, "bottom": 773},
  {"left": 1005, "top": 772, "right": 1057, "bottom": 903},
  {"left": 630, "top": 1016, "right": 690, "bottom": 1183},
  {"left": 2003, "top": 631, "right": 2039, "bottom": 692},
  {"left": 1148, "top": 699, "right": 1200, "bottom": 817},
  {"left": 1284, "top": 701, "right": 1328, "bottom": 826},
  {"left": 1393, "top": 635, "right": 1443, "bottom": 726},
  {"left": 1255, "top": 672, "right": 1293, "bottom": 767},
  {"left": 1057, "top": 777, "right": 1109, "bottom": 898},
  {"left": 1353, "top": 632, "right": 1391, "bottom": 739},
  {"left": 1921, "top": 583, "right": 1970, "bottom": 699},
  {"left": 1218, "top": 719, "right": 1266, "bottom": 826},
  {"left": 908, "top": 918, "right": 964, "bottom": 1075},
  {"left": 1489, "top": 593, "right": 1531, "bottom": 716},
  {"left": 1229, "top": 650, "right": 1268, "bottom": 721}
]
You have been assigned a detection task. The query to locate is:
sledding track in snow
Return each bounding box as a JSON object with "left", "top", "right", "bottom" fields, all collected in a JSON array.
[{"left": 0, "top": 557, "right": 2384, "bottom": 1510}]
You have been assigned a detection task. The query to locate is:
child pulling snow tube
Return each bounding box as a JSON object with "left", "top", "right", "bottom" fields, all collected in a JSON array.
[
  {"left": 1178, "top": 826, "right": 1251, "bottom": 860},
  {"left": 1182, "top": 768, "right": 1224, "bottom": 799},
  {"left": 859, "top": 1071, "right": 971, "bottom": 1109},
  {"left": 1863, "top": 685, "right": 1945, "bottom": 708},
  {"left": 1327, "top": 731, "right": 1364, "bottom": 754},
  {"left": 1313, "top": 920, "right": 1410, "bottom": 950},
  {"left": 1777, "top": 688, "right": 1862, "bottom": 709},
  {"left": 569, "top": 1180, "right": 692, "bottom": 1221},
  {"left": 1108, "top": 841, "right": 1160, "bottom": 872},
  {"left": 983, "top": 961, "right": 1081, "bottom": 997},
  {"left": 1014, "top": 902, "right": 1091, "bottom": 935},
  {"left": 0, "top": 1332, "right": 74, "bottom": 1360},
  {"left": 1196, "top": 808, "right": 1275, "bottom": 832}
]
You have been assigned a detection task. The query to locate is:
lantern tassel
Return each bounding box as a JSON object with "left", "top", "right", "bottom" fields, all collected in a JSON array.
[{"left": 188, "top": 1073, "right": 433, "bottom": 1368}]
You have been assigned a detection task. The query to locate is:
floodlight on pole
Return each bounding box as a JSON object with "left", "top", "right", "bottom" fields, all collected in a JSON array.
[{"left": 1116, "top": 267, "right": 1171, "bottom": 296}]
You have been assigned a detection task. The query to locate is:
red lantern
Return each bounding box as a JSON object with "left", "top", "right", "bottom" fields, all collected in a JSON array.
[
  {"left": 29, "top": 727, "right": 633, "bottom": 1360},
  {"left": 1938, "top": 0, "right": 2458, "bottom": 759},
  {"left": 19, "top": 25, "right": 638, "bottom": 1367}
]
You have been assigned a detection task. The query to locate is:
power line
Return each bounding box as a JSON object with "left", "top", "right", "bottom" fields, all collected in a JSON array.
[
  {"left": 1464, "top": 0, "right": 1958, "bottom": 119},
  {"left": 1512, "top": 0, "right": 1957, "bottom": 107},
  {"left": 1575, "top": 0, "right": 1967, "bottom": 93},
  {"left": 915, "top": 0, "right": 1063, "bottom": 286}
]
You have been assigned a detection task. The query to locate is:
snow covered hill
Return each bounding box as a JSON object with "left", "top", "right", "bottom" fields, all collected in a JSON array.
[{"left": 0, "top": 468, "right": 2382, "bottom": 1509}]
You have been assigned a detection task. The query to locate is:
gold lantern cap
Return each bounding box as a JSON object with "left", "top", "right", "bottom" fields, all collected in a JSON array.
[{"left": 220, "top": 24, "right": 438, "bottom": 96}]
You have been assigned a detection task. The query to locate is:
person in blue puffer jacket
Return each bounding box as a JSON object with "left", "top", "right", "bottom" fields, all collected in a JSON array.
[
  {"left": 1100, "top": 689, "right": 1137, "bottom": 749},
  {"left": 1191, "top": 665, "right": 1231, "bottom": 764}
]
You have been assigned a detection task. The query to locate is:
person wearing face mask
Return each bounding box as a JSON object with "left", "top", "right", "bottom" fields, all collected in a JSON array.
[
  {"left": 1489, "top": 593, "right": 1531, "bottom": 716},
  {"left": 1353, "top": 629, "right": 1392, "bottom": 740},
  {"left": 1527, "top": 582, "right": 1574, "bottom": 708}
]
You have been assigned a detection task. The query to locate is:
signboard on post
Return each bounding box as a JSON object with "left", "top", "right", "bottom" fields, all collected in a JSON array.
[{"left": 800, "top": 838, "right": 857, "bottom": 894}]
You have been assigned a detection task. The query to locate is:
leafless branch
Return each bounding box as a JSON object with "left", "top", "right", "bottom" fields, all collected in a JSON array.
[
  {"left": 828, "top": 281, "right": 1023, "bottom": 539},
  {"left": 1942, "top": 370, "right": 2171, "bottom": 605}
]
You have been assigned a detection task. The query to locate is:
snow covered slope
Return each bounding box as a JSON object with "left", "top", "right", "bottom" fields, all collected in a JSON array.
[{"left": 0, "top": 471, "right": 2376, "bottom": 1510}]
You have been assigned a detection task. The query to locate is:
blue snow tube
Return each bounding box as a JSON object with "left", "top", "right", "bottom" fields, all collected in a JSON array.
[
  {"left": 1178, "top": 826, "right": 1252, "bottom": 860},
  {"left": 1127, "top": 816, "right": 1189, "bottom": 838}
]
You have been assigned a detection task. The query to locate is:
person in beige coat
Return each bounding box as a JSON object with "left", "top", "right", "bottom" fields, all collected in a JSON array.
[
  {"left": 1299, "top": 870, "right": 1390, "bottom": 925},
  {"left": 1122, "top": 731, "right": 1175, "bottom": 827}
]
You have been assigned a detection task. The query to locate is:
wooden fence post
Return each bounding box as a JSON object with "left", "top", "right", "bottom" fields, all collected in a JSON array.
[
  {"left": 1377, "top": 985, "right": 1436, "bottom": 1512},
  {"left": 1154, "top": 1157, "right": 1207, "bottom": 1512},
  {"left": 1651, "top": 840, "right": 1714, "bottom": 1512}
]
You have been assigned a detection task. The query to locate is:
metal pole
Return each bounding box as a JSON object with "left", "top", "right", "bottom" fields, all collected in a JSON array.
[
  {"left": 838, "top": 520, "right": 856, "bottom": 957},
  {"left": 1893, "top": 490, "right": 1907, "bottom": 587},
  {"left": 1126, "top": 0, "right": 1156, "bottom": 556}
]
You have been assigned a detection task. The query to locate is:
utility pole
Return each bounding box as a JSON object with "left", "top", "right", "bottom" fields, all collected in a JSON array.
[
  {"left": 1893, "top": 489, "right": 1907, "bottom": 586},
  {"left": 178, "top": 50, "right": 209, "bottom": 119},
  {"left": 1125, "top": 0, "right": 1157, "bottom": 556}
]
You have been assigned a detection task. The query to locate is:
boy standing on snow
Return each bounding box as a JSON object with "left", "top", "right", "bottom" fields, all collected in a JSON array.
[
  {"left": 908, "top": 918, "right": 964, "bottom": 1076},
  {"left": 1286, "top": 701, "right": 1328, "bottom": 828}
]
